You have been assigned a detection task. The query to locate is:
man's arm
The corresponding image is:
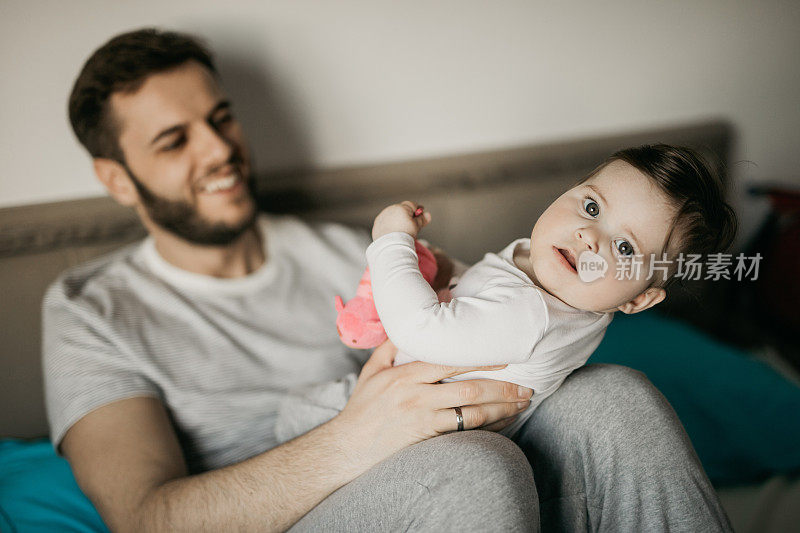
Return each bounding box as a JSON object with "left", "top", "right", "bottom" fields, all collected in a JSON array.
[
  {"left": 62, "top": 342, "right": 532, "bottom": 532},
  {"left": 62, "top": 396, "right": 364, "bottom": 532}
]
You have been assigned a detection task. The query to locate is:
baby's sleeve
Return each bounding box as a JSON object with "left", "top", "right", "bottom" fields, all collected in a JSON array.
[{"left": 366, "top": 233, "right": 547, "bottom": 366}]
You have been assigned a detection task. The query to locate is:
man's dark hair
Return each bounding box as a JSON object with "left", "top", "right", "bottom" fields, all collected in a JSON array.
[
  {"left": 68, "top": 28, "right": 217, "bottom": 162},
  {"left": 582, "top": 144, "right": 738, "bottom": 284}
]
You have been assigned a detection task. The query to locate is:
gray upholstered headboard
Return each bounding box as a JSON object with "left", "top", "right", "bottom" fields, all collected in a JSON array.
[{"left": 0, "top": 120, "right": 732, "bottom": 438}]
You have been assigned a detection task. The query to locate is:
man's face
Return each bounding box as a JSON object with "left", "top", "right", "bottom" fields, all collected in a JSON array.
[
  {"left": 110, "top": 60, "right": 256, "bottom": 245},
  {"left": 528, "top": 160, "right": 677, "bottom": 312}
]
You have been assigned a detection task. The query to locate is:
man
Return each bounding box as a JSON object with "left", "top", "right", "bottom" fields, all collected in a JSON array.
[{"left": 44, "top": 28, "right": 732, "bottom": 531}]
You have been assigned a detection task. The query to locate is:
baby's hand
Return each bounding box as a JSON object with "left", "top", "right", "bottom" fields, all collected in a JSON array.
[{"left": 372, "top": 201, "right": 432, "bottom": 240}]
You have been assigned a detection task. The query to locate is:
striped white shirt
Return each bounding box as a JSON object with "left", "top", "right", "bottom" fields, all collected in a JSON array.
[{"left": 42, "top": 214, "right": 369, "bottom": 473}]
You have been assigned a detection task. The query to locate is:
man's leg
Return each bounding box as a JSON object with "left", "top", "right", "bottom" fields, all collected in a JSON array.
[
  {"left": 513, "top": 363, "right": 732, "bottom": 533},
  {"left": 290, "top": 430, "right": 540, "bottom": 532}
]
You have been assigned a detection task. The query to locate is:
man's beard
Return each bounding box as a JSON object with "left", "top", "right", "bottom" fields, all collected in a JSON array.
[{"left": 123, "top": 163, "right": 258, "bottom": 246}]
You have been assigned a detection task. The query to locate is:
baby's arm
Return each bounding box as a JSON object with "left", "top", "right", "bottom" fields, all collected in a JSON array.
[
  {"left": 371, "top": 203, "right": 467, "bottom": 287},
  {"left": 367, "top": 231, "right": 545, "bottom": 367}
]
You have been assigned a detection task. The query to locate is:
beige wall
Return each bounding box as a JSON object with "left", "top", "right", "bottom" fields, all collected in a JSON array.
[{"left": 2, "top": 0, "right": 799, "bottom": 241}]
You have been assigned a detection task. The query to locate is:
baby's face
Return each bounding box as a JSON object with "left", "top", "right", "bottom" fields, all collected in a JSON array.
[{"left": 528, "top": 160, "right": 677, "bottom": 313}]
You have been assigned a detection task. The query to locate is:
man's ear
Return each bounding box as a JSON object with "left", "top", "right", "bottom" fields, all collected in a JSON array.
[
  {"left": 616, "top": 287, "right": 666, "bottom": 314},
  {"left": 93, "top": 158, "right": 138, "bottom": 207}
]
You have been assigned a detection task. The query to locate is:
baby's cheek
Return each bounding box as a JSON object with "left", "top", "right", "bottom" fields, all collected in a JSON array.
[
  {"left": 610, "top": 274, "right": 650, "bottom": 304},
  {"left": 571, "top": 273, "right": 623, "bottom": 310}
]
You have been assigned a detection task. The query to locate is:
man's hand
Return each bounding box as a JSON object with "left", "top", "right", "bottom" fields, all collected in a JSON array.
[
  {"left": 329, "top": 340, "right": 533, "bottom": 473},
  {"left": 372, "top": 201, "right": 432, "bottom": 241}
]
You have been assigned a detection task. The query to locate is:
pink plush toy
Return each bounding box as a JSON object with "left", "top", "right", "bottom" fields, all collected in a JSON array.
[{"left": 335, "top": 240, "right": 438, "bottom": 349}]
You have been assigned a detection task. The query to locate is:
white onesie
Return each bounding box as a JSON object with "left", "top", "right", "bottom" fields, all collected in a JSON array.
[{"left": 367, "top": 232, "right": 613, "bottom": 436}]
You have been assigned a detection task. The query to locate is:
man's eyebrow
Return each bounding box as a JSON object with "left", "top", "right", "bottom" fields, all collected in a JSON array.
[
  {"left": 149, "top": 100, "right": 231, "bottom": 146},
  {"left": 585, "top": 184, "right": 643, "bottom": 252},
  {"left": 150, "top": 124, "right": 185, "bottom": 146}
]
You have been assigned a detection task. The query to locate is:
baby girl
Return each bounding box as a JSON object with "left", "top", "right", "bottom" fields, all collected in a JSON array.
[{"left": 275, "top": 144, "right": 737, "bottom": 441}]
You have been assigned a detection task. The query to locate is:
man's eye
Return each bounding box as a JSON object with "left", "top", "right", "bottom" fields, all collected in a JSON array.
[
  {"left": 614, "top": 239, "right": 634, "bottom": 256},
  {"left": 583, "top": 198, "right": 600, "bottom": 218},
  {"left": 162, "top": 136, "right": 185, "bottom": 151},
  {"left": 213, "top": 113, "right": 234, "bottom": 127}
]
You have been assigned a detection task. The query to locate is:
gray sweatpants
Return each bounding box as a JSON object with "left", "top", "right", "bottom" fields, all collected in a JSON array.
[{"left": 283, "top": 364, "right": 733, "bottom": 532}]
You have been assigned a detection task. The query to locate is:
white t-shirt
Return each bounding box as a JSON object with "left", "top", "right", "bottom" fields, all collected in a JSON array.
[
  {"left": 367, "top": 232, "right": 613, "bottom": 436},
  {"left": 43, "top": 214, "right": 370, "bottom": 473}
]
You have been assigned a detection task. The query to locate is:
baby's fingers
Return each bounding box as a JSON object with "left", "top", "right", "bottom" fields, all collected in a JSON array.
[
  {"left": 415, "top": 210, "right": 432, "bottom": 230},
  {"left": 399, "top": 200, "right": 419, "bottom": 214}
]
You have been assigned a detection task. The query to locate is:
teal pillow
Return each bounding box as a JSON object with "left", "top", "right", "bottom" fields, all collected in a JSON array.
[
  {"left": 0, "top": 438, "right": 108, "bottom": 532},
  {"left": 589, "top": 312, "right": 800, "bottom": 486}
]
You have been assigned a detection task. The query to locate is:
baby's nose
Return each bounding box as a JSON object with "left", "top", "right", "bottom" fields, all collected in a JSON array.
[{"left": 575, "top": 229, "right": 597, "bottom": 252}]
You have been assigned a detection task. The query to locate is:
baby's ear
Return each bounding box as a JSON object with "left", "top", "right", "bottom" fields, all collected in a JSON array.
[{"left": 617, "top": 287, "right": 665, "bottom": 314}]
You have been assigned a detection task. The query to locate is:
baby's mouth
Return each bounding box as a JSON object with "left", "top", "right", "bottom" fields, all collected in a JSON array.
[{"left": 557, "top": 247, "right": 577, "bottom": 271}]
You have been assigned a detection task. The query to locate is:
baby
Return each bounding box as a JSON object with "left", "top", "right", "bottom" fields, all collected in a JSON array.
[{"left": 275, "top": 144, "right": 737, "bottom": 442}]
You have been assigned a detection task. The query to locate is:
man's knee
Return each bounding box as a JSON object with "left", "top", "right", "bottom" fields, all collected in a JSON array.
[
  {"left": 581, "top": 363, "right": 666, "bottom": 405},
  {"left": 419, "top": 430, "right": 534, "bottom": 486},
  {"left": 291, "top": 431, "right": 539, "bottom": 532},
  {"left": 530, "top": 364, "right": 693, "bottom": 468},
  {"left": 406, "top": 431, "right": 539, "bottom": 530},
  {"left": 542, "top": 364, "right": 673, "bottom": 426}
]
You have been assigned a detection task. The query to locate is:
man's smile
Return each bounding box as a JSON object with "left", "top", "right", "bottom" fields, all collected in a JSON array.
[
  {"left": 196, "top": 164, "right": 248, "bottom": 195},
  {"left": 198, "top": 174, "right": 242, "bottom": 194}
]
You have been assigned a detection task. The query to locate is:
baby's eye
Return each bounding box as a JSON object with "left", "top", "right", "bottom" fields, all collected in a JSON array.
[
  {"left": 614, "top": 239, "right": 634, "bottom": 256},
  {"left": 583, "top": 198, "right": 600, "bottom": 218}
]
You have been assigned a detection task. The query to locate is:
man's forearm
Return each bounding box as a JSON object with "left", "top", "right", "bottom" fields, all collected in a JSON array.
[{"left": 134, "top": 417, "right": 361, "bottom": 532}]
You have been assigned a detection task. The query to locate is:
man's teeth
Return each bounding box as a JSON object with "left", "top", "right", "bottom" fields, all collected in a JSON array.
[{"left": 201, "top": 176, "right": 237, "bottom": 192}]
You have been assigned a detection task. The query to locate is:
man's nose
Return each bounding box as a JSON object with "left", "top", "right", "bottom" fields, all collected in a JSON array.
[
  {"left": 195, "top": 122, "right": 234, "bottom": 170},
  {"left": 575, "top": 228, "right": 599, "bottom": 252}
]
